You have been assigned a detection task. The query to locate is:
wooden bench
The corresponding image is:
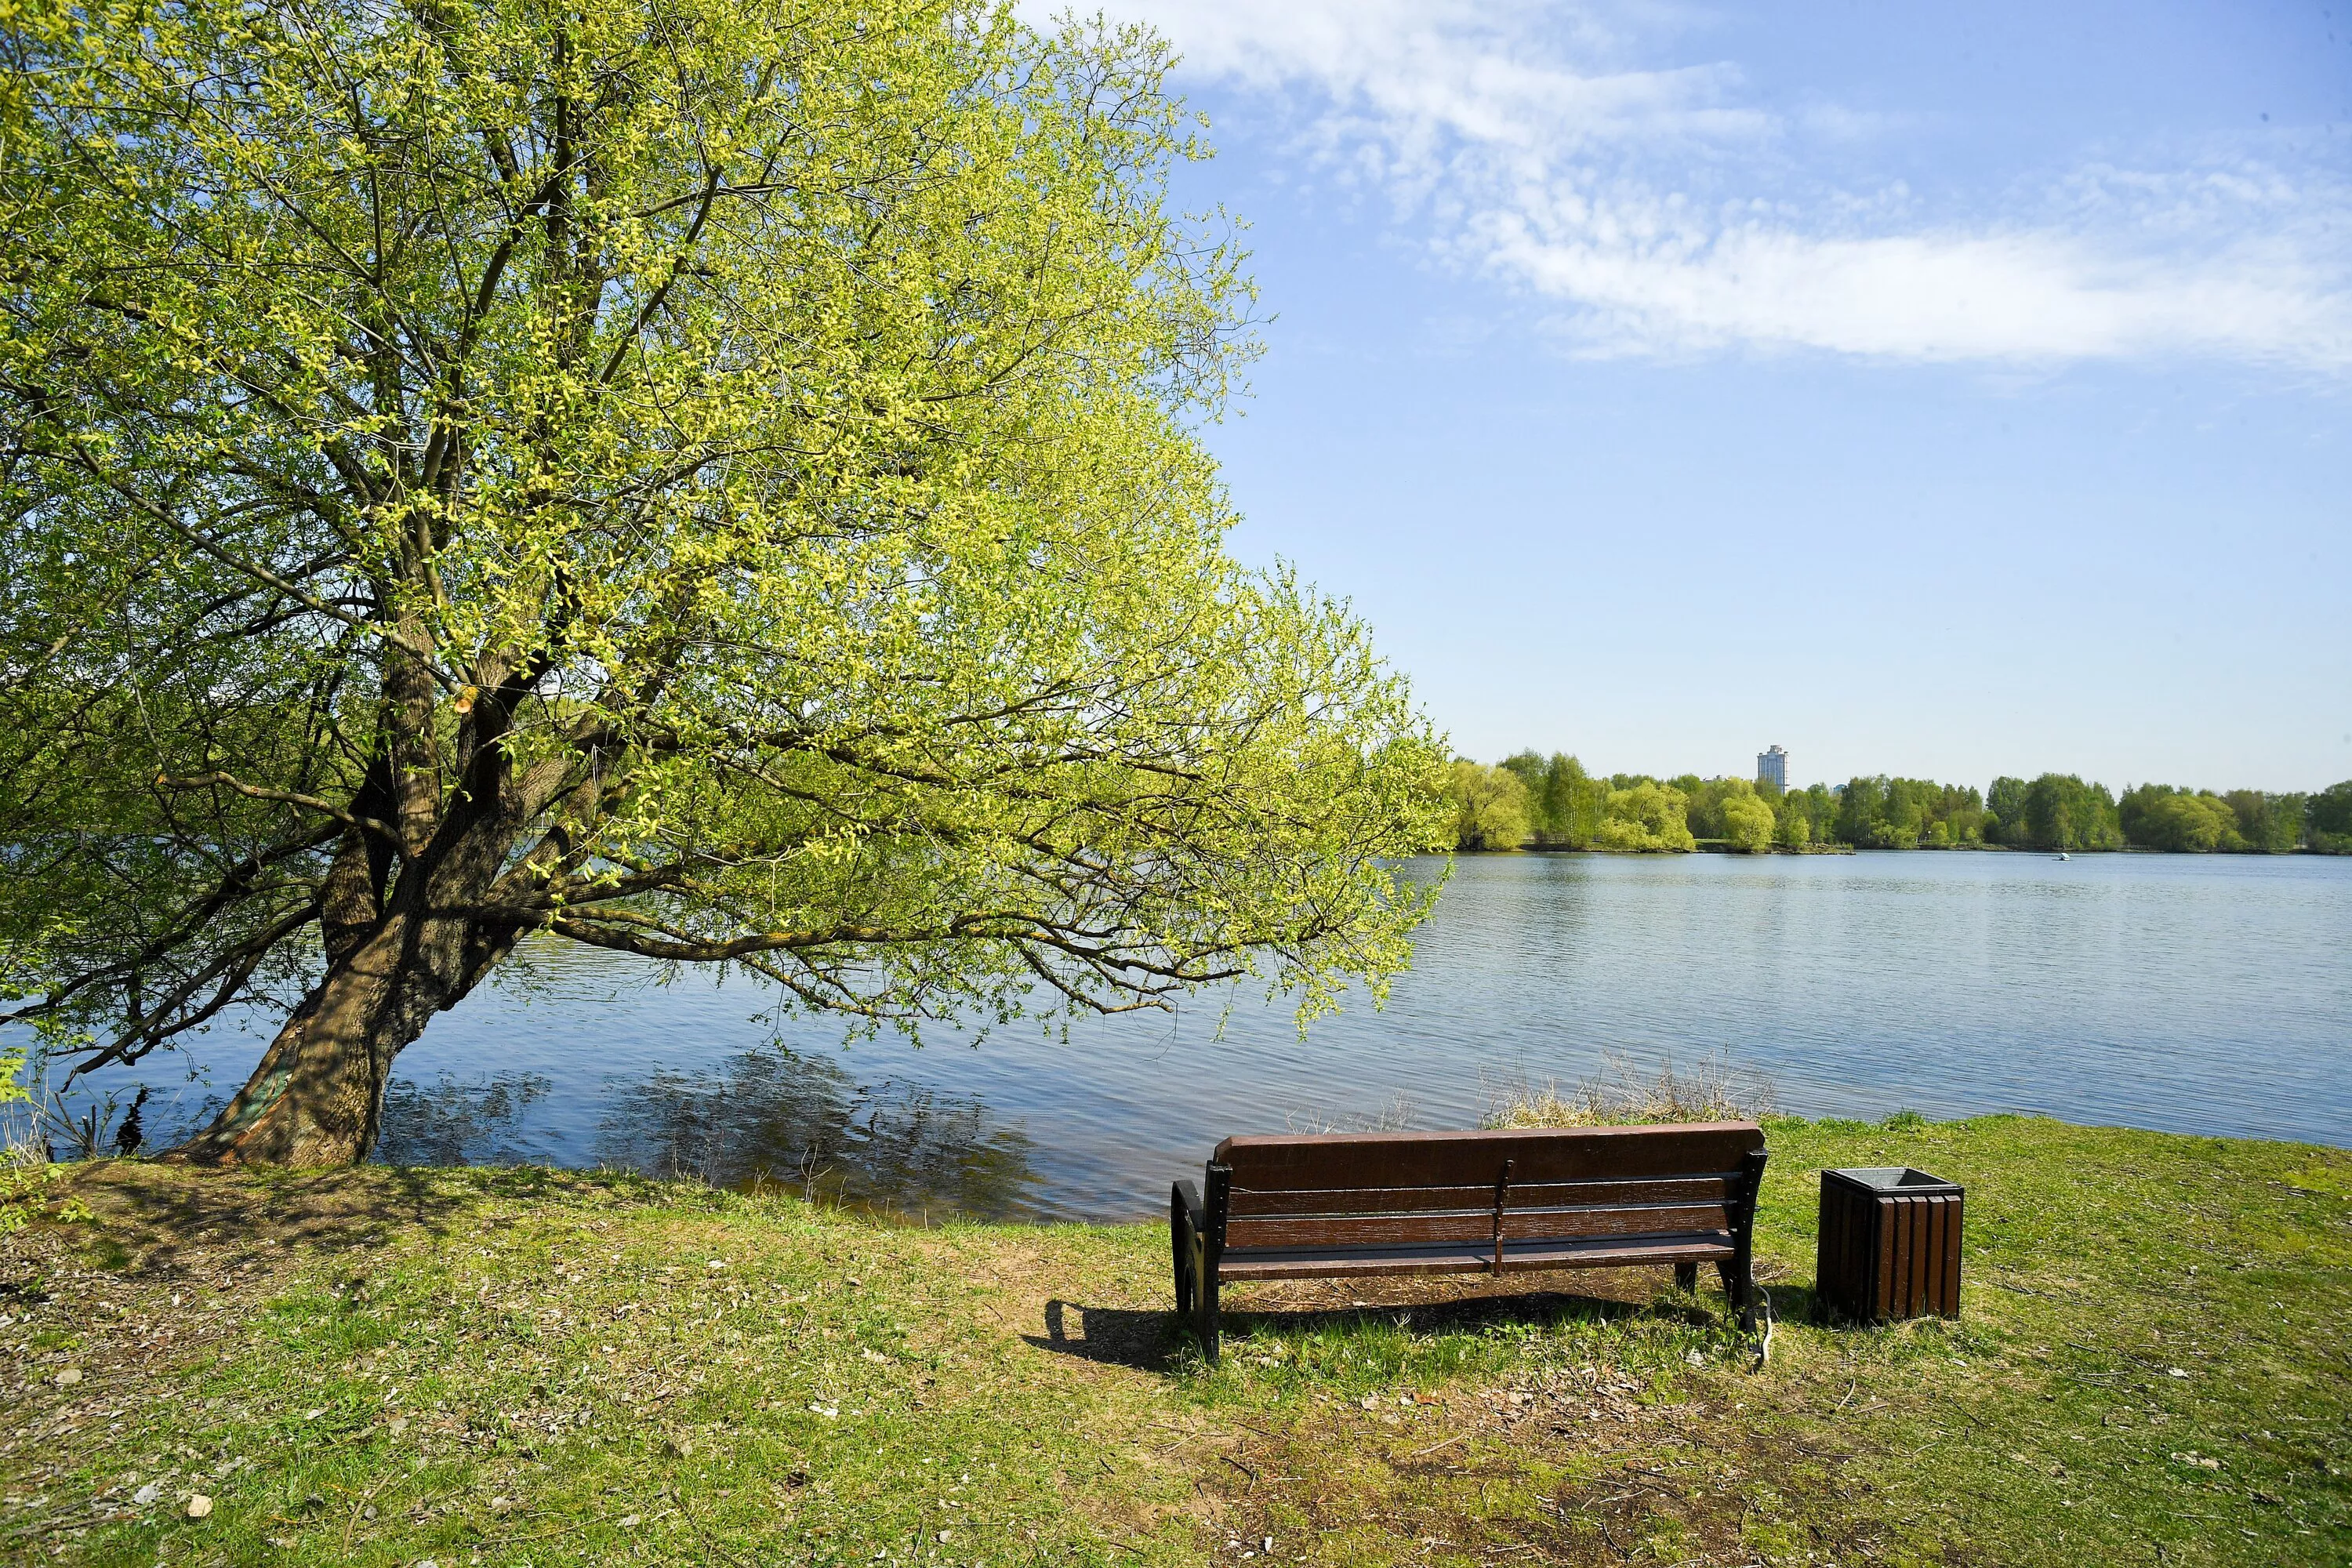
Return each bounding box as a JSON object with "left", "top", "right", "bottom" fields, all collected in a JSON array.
[{"left": 1171, "top": 1122, "right": 1767, "bottom": 1362}]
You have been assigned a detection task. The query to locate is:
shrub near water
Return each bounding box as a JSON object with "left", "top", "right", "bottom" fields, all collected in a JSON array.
[{"left": 1489, "top": 1052, "right": 1775, "bottom": 1127}]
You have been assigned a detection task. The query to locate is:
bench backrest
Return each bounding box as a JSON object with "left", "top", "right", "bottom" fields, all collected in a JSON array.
[{"left": 1210, "top": 1123, "right": 1766, "bottom": 1252}]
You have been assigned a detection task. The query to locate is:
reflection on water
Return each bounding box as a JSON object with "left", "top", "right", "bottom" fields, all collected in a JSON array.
[
  {"left": 33, "top": 851, "right": 2352, "bottom": 1221},
  {"left": 590, "top": 1051, "right": 1040, "bottom": 1220},
  {"left": 379, "top": 1073, "right": 555, "bottom": 1167},
  {"left": 372, "top": 1052, "right": 1040, "bottom": 1218}
]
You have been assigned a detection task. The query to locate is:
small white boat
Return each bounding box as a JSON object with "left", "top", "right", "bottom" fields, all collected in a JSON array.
[{"left": 2056, "top": 851, "right": 2071, "bottom": 861}]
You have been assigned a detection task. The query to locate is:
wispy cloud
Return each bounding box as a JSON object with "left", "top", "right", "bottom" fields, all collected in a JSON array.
[{"left": 1081, "top": 0, "right": 2352, "bottom": 371}]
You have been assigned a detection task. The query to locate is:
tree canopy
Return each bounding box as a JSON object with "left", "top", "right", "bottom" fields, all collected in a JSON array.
[
  {"left": 2309, "top": 781, "right": 2352, "bottom": 855},
  {"left": 1445, "top": 760, "right": 1530, "bottom": 851},
  {"left": 0, "top": 0, "right": 1447, "bottom": 1161},
  {"left": 1591, "top": 782, "right": 1695, "bottom": 853}
]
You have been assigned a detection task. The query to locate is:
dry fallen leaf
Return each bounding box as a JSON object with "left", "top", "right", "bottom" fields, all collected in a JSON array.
[{"left": 185, "top": 1494, "right": 213, "bottom": 1519}]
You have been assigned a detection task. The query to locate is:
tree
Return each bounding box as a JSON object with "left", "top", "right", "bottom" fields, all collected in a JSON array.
[
  {"left": 1497, "top": 750, "right": 1606, "bottom": 848},
  {"left": 2121, "top": 785, "right": 2243, "bottom": 852},
  {"left": 2307, "top": 781, "right": 2352, "bottom": 855},
  {"left": 1498, "top": 753, "right": 1547, "bottom": 808},
  {"left": 1444, "top": 761, "right": 1530, "bottom": 851},
  {"left": 1539, "top": 754, "right": 1606, "bottom": 848},
  {"left": 1593, "top": 782, "right": 1694, "bottom": 852},
  {"left": 1777, "top": 782, "right": 1835, "bottom": 848},
  {"left": 0, "top": 0, "right": 1450, "bottom": 1164},
  {"left": 1985, "top": 777, "right": 2031, "bottom": 847},
  {"left": 1719, "top": 791, "right": 1775, "bottom": 854},
  {"left": 2022, "top": 775, "right": 2122, "bottom": 851},
  {"left": 2225, "top": 789, "right": 2306, "bottom": 854},
  {"left": 1835, "top": 776, "right": 1893, "bottom": 848}
]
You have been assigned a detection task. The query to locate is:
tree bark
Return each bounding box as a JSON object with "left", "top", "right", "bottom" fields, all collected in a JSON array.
[
  {"left": 172, "top": 788, "right": 535, "bottom": 1164},
  {"left": 168, "top": 912, "right": 463, "bottom": 1164},
  {"left": 169, "top": 641, "right": 561, "bottom": 1163}
]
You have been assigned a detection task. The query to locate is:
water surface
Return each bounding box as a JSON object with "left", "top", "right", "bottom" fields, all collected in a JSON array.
[{"left": 56, "top": 851, "right": 2352, "bottom": 1219}]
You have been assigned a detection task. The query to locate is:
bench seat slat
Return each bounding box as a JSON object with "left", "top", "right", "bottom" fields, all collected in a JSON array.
[
  {"left": 1217, "top": 1232, "right": 1737, "bottom": 1282},
  {"left": 1227, "top": 1175, "right": 1733, "bottom": 1218},
  {"left": 1223, "top": 1203, "right": 1733, "bottom": 1251},
  {"left": 1214, "top": 1123, "right": 1764, "bottom": 1191}
]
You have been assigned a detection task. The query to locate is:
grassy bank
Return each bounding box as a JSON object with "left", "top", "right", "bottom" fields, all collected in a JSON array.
[{"left": 2, "top": 1115, "right": 2347, "bottom": 1566}]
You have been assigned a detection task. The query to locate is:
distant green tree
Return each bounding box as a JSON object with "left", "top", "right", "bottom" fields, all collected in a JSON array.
[
  {"left": 2307, "top": 781, "right": 2352, "bottom": 855},
  {"left": 1496, "top": 751, "right": 1605, "bottom": 848},
  {"left": 1541, "top": 754, "right": 1607, "bottom": 848},
  {"left": 1682, "top": 779, "right": 1726, "bottom": 841},
  {"left": 1917, "top": 781, "right": 1987, "bottom": 845},
  {"left": 1720, "top": 791, "right": 1776, "bottom": 854},
  {"left": 2118, "top": 783, "right": 2166, "bottom": 848},
  {"left": 1985, "top": 777, "right": 2031, "bottom": 847},
  {"left": 1498, "top": 752, "right": 1548, "bottom": 815},
  {"left": 2226, "top": 790, "right": 2307, "bottom": 854},
  {"left": 2023, "top": 775, "right": 2122, "bottom": 851},
  {"left": 2121, "top": 786, "right": 2242, "bottom": 852},
  {"left": 1834, "top": 776, "right": 1985, "bottom": 849},
  {"left": 1778, "top": 783, "right": 1836, "bottom": 847},
  {"left": 1475, "top": 753, "right": 2335, "bottom": 856},
  {"left": 1594, "top": 782, "right": 1695, "bottom": 853},
  {"left": 1682, "top": 775, "right": 1759, "bottom": 841},
  {"left": 1835, "top": 777, "right": 1890, "bottom": 847},
  {"left": 1445, "top": 761, "right": 1531, "bottom": 851}
]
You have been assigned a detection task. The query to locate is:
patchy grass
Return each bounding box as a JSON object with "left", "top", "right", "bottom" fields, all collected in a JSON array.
[{"left": 2, "top": 1116, "right": 2346, "bottom": 1566}]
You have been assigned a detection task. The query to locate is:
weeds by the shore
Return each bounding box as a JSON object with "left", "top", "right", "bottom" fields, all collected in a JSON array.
[
  {"left": 2, "top": 1116, "right": 2347, "bottom": 1566},
  {"left": 1486, "top": 1051, "right": 1776, "bottom": 1128}
]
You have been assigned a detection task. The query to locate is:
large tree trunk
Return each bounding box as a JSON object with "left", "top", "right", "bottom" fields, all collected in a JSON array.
[
  {"left": 172, "top": 800, "right": 533, "bottom": 1165},
  {"left": 169, "top": 913, "right": 468, "bottom": 1164},
  {"left": 171, "top": 662, "right": 564, "bottom": 1164}
]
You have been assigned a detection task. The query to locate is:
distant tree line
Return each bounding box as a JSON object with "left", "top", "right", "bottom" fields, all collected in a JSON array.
[{"left": 1441, "top": 755, "right": 2352, "bottom": 855}]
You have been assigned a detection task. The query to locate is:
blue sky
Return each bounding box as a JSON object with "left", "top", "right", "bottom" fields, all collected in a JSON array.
[{"left": 1069, "top": 0, "right": 2351, "bottom": 793}]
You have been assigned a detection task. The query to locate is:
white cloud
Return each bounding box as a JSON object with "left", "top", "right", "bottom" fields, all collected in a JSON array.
[{"left": 1076, "top": 0, "right": 2352, "bottom": 370}]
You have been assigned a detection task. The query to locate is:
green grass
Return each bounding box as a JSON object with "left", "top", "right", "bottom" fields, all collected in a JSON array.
[{"left": 2, "top": 1114, "right": 2346, "bottom": 1566}]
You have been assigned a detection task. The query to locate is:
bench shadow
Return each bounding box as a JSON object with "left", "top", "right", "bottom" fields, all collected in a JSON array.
[{"left": 1025, "top": 1283, "right": 1744, "bottom": 1375}]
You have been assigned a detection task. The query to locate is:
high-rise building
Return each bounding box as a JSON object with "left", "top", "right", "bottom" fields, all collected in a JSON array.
[{"left": 1757, "top": 745, "right": 1788, "bottom": 793}]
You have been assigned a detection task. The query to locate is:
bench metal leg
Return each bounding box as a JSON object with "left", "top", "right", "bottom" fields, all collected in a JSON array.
[
  {"left": 1674, "top": 1261, "right": 1698, "bottom": 1294},
  {"left": 1197, "top": 1267, "right": 1220, "bottom": 1364},
  {"left": 1717, "top": 1258, "right": 1756, "bottom": 1330},
  {"left": 1172, "top": 1175, "right": 1221, "bottom": 1363},
  {"left": 1171, "top": 1181, "right": 1199, "bottom": 1319},
  {"left": 1735, "top": 1265, "right": 1762, "bottom": 1332},
  {"left": 1725, "top": 1149, "right": 1768, "bottom": 1333}
]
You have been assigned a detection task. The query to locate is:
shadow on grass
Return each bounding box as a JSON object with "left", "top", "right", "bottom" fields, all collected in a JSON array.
[
  {"left": 56, "top": 1159, "right": 643, "bottom": 1282},
  {"left": 1026, "top": 1284, "right": 1740, "bottom": 1374}
]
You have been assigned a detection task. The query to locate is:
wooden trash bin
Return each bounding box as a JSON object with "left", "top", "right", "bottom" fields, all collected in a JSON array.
[{"left": 1816, "top": 1167, "right": 1963, "bottom": 1322}]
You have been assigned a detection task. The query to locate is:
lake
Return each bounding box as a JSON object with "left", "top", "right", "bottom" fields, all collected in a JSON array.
[{"left": 49, "top": 851, "right": 2352, "bottom": 1221}]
